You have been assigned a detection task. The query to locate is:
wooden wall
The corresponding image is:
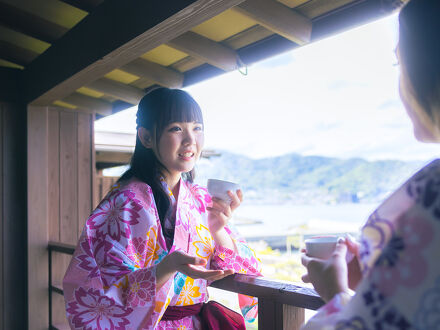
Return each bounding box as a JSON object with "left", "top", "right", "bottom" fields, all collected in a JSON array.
[{"left": 28, "top": 106, "right": 95, "bottom": 329}]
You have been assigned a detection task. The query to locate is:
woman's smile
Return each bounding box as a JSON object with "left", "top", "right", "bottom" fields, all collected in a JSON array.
[
  {"left": 178, "top": 150, "right": 195, "bottom": 160},
  {"left": 156, "top": 121, "right": 204, "bottom": 181}
]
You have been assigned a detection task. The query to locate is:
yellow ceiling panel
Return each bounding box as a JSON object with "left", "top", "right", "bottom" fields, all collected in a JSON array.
[
  {"left": 1, "top": 0, "right": 87, "bottom": 29},
  {"left": 0, "top": 59, "right": 24, "bottom": 69},
  {"left": 191, "top": 9, "right": 257, "bottom": 42},
  {"left": 277, "top": 0, "right": 311, "bottom": 8},
  {"left": 141, "top": 45, "right": 188, "bottom": 66},
  {"left": 53, "top": 100, "right": 77, "bottom": 109},
  {"left": 77, "top": 87, "right": 104, "bottom": 98},
  {"left": 105, "top": 69, "right": 140, "bottom": 84},
  {"left": 0, "top": 26, "right": 50, "bottom": 54}
]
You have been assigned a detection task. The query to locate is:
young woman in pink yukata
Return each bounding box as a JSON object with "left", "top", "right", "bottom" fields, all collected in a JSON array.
[
  {"left": 301, "top": 0, "right": 440, "bottom": 328},
  {"left": 63, "top": 88, "right": 261, "bottom": 329}
]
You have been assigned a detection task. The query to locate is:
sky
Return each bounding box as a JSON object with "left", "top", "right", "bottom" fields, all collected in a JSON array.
[{"left": 95, "top": 14, "right": 439, "bottom": 162}]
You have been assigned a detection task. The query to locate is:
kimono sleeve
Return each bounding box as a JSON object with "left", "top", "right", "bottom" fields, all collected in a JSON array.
[
  {"left": 302, "top": 194, "right": 440, "bottom": 329},
  {"left": 210, "top": 224, "right": 262, "bottom": 322},
  {"left": 62, "top": 188, "right": 174, "bottom": 329},
  {"left": 210, "top": 224, "right": 262, "bottom": 276},
  {"left": 191, "top": 183, "right": 262, "bottom": 321}
]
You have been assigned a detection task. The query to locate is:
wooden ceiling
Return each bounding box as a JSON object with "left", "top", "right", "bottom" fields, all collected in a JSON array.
[{"left": 0, "top": 0, "right": 402, "bottom": 117}]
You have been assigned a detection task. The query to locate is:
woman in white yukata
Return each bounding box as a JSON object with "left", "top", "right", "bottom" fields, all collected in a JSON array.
[
  {"left": 301, "top": 0, "right": 440, "bottom": 328},
  {"left": 63, "top": 88, "right": 261, "bottom": 329}
]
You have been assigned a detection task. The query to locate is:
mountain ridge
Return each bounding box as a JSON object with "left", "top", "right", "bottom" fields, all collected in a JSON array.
[{"left": 195, "top": 151, "right": 426, "bottom": 204}]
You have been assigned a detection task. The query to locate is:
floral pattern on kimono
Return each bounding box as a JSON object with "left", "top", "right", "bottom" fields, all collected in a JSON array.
[
  {"left": 302, "top": 159, "right": 440, "bottom": 330},
  {"left": 63, "top": 177, "right": 261, "bottom": 329}
]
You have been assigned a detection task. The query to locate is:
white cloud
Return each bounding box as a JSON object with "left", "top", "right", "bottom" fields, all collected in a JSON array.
[{"left": 96, "top": 14, "right": 439, "bottom": 162}]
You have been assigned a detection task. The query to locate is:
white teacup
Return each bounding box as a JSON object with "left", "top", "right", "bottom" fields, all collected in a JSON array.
[
  {"left": 305, "top": 236, "right": 341, "bottom": 259},
  {"left": 207, "top": 179, "right": 240, "bottom": 202}
]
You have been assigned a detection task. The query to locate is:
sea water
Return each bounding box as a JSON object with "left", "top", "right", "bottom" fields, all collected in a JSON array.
[{"left": 232, "top": 202, "right": 377, "bottom": 237}]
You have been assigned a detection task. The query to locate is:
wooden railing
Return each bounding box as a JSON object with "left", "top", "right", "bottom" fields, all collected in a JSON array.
[
  {"left": 48, "top": 242, "right": 76, "bottom": 330},
  {"left": 48, "top": 242, "right": 324, "bottom": 330}
]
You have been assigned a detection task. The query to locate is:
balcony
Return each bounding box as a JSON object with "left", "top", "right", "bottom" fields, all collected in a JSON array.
[
  {"left": 0, "top": 1, "right": 400, "bottom": 328},
  {"left": 48, "top": 242, "right": 324, "bottom": 329}
]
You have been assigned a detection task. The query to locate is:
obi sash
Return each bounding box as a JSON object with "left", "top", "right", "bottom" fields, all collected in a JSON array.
[{"left": 162, "top": 301, "right": 246, "bottom": 330}]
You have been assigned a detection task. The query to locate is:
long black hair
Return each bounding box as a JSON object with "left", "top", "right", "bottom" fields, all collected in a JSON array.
[
  {"left": 399, "top": 0, "right": 440, "bottom": 122},
  {"left": 119, "top": 88, "right": 204, "bottom": 235}
]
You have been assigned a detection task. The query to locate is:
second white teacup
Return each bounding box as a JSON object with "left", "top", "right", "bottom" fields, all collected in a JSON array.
[
  {"left": 305, "top": 236, "right": 341, "bottom": 259},
  {"left": 207, "top": 179, "right": 240, "bottom": 203}
]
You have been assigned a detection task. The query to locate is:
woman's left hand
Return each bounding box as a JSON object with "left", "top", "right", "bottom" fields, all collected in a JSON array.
[
  {"left": 301, "top": 241, "right": 351, "bottom": 303},
  {"left": 207, "top": 189, "right": 243, "bottom": 234}
]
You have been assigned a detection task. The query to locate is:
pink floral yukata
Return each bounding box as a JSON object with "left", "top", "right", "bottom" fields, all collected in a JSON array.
[
  {"left": 63, "top": 177, "right": 261, "bottom": 329},
  {"left": 303, "top": 159, "right": 440, "bottom": 329}
]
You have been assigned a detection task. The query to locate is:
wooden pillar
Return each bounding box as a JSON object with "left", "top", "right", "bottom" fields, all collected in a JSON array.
[
  {"left": 28, "top": 106, "right": 50, "bottom": 330},
  {"left": 0, "top": 68, "right": 28, "bottom": 330},
  {"left": 259, "top": 298, "right": 305, "bottom": 330},
  {"left": 0, "top": 102, "right": 28, "bottom": 330},
  {"left": 283, "top": 304, "right": 305, "bottom": 330}
]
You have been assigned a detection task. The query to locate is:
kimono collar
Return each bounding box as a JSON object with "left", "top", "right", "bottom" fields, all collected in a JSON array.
[
  {"left": 160, "top": 176, "right": 192, "bottom": 253},
  {"left": 159, "top": 176, "right": 192, "bottom": 225},
  {"left": 159, "top": 176, "right": 187, "bottom": 205},
  {"left": 160, "top": 176, "right": 177, "bottom": 204}
]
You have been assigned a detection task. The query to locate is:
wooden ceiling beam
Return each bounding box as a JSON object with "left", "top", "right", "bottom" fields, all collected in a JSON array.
[
  {"left": 167, "top": 31, "right": 239, "bottom": 72},
  {"left": 170, "top": 26, "right": 273, "bottom": 73},
  {"left": 87, "top": 78, "right": 145, "bottom": 105},
  {"left": 0, "top": 40, "right": 39, "bottom": 66},
  {"left": 62, "top": 93, "right": 112, "bottom": 116},
  {"left": 223, "top": 25, "right": 273, "bottom": 50},
  {"left": 130, "top": 76, "right": 156, "bottom": 90},
  {"left": 58, "top": 0, "right": 104, "bottom": 13},
  {"left": 234, "top": 0, "right": 312, "bottom": 45},
  {"left": 122, "top": 59, "right": 184, "bottom": 89},
  {"left": 172, "top": 56, "right": 205, "bottom": 73},
  {"left": 96, "top": 151, "right": 132, "bottom": 166},
  {"left": 23, "top": 0, "right": 246, "bottom": 107},
  {"left": 0, "top": 3, "right": 67, "bottom": 43}
]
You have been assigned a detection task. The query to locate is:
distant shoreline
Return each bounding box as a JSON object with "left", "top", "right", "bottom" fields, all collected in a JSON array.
[{"left": 246, "top": 233, "right": 357, "bottom": 252}]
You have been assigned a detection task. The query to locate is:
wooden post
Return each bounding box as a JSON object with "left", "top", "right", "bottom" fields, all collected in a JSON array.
[
  {"left": 259, "top": 298, "right": 283, "bottom": 329},
  {"left": 28, "top": 105, "right": 50, "bottom": 330},
  {"left": 283, "top": 304, "right": 305, "bottom": 330},
  {"left": 258, "top": 299, "right": 305, "bottom": 330}
]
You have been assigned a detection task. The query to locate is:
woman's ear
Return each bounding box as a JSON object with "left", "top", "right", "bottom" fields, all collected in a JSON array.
[{"left": 138, "top": 127, "right": 153, "bottom": 149}]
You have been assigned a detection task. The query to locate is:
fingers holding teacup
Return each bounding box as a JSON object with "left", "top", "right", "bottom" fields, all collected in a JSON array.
[
  {"left": 331, "top": 241, "right": 348, "bottom": 262},
  {"left": 207, "top": 200, "right": 230, "bottom": 232},
  {"left": 207, "top": 179, "right": 240, "bottom": 204},
  {"left": 227, "top": 189, "right": 242, "bottom": 211},
  {"left": 207, "top": 179, "right": 242, "bottom": 234},
  {"left": 301, "top": 273, "right": 311, "bottom": 283},
  {"left": 300, "top": 252, "right": 322, "bottom": 283},
  {"left": 343, "top": 234, "right": 358, "bottom": 262},
  {"left": 208, "top": 197, "right": 232, "bottom": 218},
  {"left": 300, "top": 251, "right": 312, "bottom": 267},
  {"left": 237, "top": 189, "right": 243, "bottom": 202}
]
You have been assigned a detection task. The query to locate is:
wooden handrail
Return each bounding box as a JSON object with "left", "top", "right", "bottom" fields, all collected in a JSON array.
[
  {"left": 48, "top": 241, "right": 323, "bottom": 329},
  {"left": 211, "top": 274, "right": 323, "bottom": 310}
]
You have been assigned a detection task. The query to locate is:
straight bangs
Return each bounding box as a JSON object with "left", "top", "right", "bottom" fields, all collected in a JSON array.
[{"left": 155, "top": 90, "right": 204, "bottom": 138}]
